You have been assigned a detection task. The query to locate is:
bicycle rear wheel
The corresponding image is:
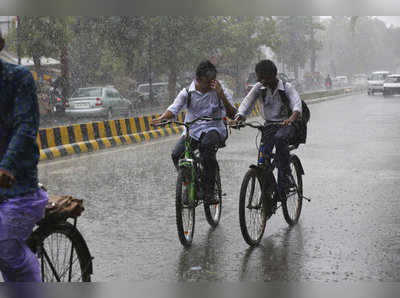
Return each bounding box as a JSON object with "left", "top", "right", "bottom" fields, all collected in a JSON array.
[
  {"left": 27, "top": 221, "right": 92, "bottom": 282},
  {"left": 281, "top": 156, "right": 303, "bottom": 225},
  {"left": 239, "top": 168, "right": 267, "bottom": 247},
  {"left": 204, "top": 166, "right": 222, "bottom": 228},
  {"left": 176, "top": 171, "right": 196, "bottom": 247}
]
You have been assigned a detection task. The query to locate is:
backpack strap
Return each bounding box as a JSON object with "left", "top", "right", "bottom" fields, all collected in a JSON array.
[
  {"left": 185, "top": 88, "right": 192, "bottom": 108},
  {"left": 278, "top": 85, "right": 293, "bottom": 117}
]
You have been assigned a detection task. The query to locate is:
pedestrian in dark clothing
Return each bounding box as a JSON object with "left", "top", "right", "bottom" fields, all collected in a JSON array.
[{"left": 0, "top": 32, "right": 48, "bottom": 282}]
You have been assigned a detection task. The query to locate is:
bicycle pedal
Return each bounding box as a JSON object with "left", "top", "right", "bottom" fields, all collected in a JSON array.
[
  {"left": 302, "top": 195, "right": 311, "bottom": 202},
  {"left": 222, "top": 193, "right": 227, "bottom": 196}
]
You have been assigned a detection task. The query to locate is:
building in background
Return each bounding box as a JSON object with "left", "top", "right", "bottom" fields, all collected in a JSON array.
[{"left": 0, "top": 16, "right": 14, "bottom": 35}]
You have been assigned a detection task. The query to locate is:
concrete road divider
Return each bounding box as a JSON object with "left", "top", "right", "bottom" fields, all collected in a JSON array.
[{"left": 38, "top": 112, "right": 186, "bottom": 160}]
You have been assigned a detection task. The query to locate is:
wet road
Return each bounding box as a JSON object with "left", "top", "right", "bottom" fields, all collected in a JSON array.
[{"left": 38, "top": 93, "right": 400, "bottom": 281}]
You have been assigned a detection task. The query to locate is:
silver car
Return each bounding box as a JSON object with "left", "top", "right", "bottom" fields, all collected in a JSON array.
[{"left": 65, "top": 86, "right": 132, "bottom": 119}]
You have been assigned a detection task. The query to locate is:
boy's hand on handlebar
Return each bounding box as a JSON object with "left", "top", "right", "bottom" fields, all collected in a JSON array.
[
  {"left": 151, "top": 117, "right": 164, "bottom": 126},
  {"left": 282, "top": 118, "right": 292, "bottom": 126}
]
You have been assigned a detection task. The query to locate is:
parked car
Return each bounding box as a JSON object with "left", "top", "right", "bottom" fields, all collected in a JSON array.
[
  {"left": 136, "top": 82, "right": 181, "bottom": 105},
  {"left": 65, "top": 86, "right": 132, "bottom": 119},
  {"left": 368, "top": 71, "right": 391, "bottom": 95},
  {"left": 383, "top": 74, "right": 400, "bottom": 96}
]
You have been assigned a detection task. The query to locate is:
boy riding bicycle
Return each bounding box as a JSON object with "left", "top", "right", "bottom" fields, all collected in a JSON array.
[
  {"left": 233, "top": 59, "right": 303, "bottom": 196},
  {"left": 152, "top": 60, "right": 236, "bottom": 205}
]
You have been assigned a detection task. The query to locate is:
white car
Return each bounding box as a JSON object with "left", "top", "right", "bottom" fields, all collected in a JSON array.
[
  {"left": 383, "top": 74, "right": 400, "bottom": 96},
  {"left": 368, "top": 71, "right": 391, "bottom": 95},
  {"left": 334, "top": 76, "right": 349, "bottom": 87}
]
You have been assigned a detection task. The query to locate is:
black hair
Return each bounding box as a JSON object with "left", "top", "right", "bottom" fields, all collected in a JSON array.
[
  {"left": 196, "top": 60, "right": 217, "bottom": 79},
  {"left": 255, "top": 59, "right": 278, "bottom": 78}
]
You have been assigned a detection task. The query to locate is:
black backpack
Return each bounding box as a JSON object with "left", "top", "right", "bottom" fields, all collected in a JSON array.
[{"left": 261, "top": 83, "right": 310, "bottom": 144}]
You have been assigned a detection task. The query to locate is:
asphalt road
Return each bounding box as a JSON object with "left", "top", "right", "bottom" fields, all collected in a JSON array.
[{"left": 38, "top": 93, "right": 400, "bottom": 281}]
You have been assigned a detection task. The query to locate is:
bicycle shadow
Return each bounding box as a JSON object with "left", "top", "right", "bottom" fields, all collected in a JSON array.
[
  {"left": 175, "top": 226, "right": 226, "bottom": 282},
  {"left": 239, "top": 224, "right": 305, "bottom": 281}
]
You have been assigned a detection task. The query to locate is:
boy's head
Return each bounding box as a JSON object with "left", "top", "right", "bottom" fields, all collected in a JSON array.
[
  {"left": 255, "top": 59, "right": 278, "bottom": 87},
  {"left": 196, "top": 60, "right": 217, "bottom": 91}
]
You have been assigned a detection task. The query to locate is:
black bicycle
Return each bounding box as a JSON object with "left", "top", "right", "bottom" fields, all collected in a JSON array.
[
  {"left": 26, "top": 199, "right": 93, "bottom": 282},
  {"left": 233, "top": 121, "right": 308, "bottom": 247},
  {"left": 156, "top": 117, "right": 225, "bottom": 247}
]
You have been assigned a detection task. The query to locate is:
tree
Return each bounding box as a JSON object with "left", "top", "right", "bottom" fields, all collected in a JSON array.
[
  {"left": 213, "top": 16, "right": 277, "bottom": 96},
  {"left": 275, "top": 17, "right": 314, "bottom": 79}
]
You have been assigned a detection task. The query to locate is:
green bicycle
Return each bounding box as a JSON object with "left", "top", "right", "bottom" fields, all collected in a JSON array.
[{"left": 156, "top": 117, "right": 225, "bottom": 247}]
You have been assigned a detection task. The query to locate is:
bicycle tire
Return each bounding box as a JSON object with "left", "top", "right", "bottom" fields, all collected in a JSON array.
[
  {"left": 27, "top": 221, "right": 92, "bottom": 282},
  {"left": 281, "top": 156, "right": 303, "bottom": 225},
  {"left": 176, "top": 171, "right": 196, "bottom": 247},
  {"left": 239, "top": 168, "right": 267, "bottom": 247},
  {"left": 204, "top": 165, "right": 222, "bottom": 228}
]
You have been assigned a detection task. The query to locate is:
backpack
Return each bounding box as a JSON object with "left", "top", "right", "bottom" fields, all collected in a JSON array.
[{"left": 261, "top": 82, "right": 310, "bottom": 144}]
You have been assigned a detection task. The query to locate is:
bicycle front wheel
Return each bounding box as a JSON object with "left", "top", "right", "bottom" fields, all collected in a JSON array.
[
  {"left": 204, "top": 166, "right": 222, "bottom": 228},
  {"left": 239, "top": 168, "right": 267, "bottom": 247},
  {"left": 176, "top": 171, "right": 196, "bottom": 247},
  {"left": 28, "top": 221, "right": 92, "bottom": 282},
  {"left": 281, "top": 156, "right": 303, "bottom": 225}
]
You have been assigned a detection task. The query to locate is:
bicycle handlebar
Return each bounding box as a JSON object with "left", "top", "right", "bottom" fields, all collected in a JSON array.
[
  {"left": 229, "top": 121, "right": 284, "bottom": 130},
  {"left": 154, "top": 116, "right": 223, "bottom": 128}
]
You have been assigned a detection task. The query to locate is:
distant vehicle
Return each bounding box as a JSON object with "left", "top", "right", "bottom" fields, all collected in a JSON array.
[
  {"left": 368, "top": 71, "right": 391, "bottom": 95},
  {"left": 65, "top": 86, "right": 132, "bottom": 119},
  {"left": 352, "top": 74, "right": 368, "bottom": 88},
  {"left": 383, "top": 74, "right": 400, "bottom": 97},
  {"left": 334, "top": 76, "right": 349, "bottom": 87},
  {"left": 136, "top": 82, "right": 181, "bottom": 105},
  {"left": 49, "top": 86, "right": 66, "bottom": 114}
]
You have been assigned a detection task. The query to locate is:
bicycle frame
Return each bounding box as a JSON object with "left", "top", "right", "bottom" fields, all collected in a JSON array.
[
  {"left": 158, "top": 116, "right": 224, "bottom": 207},
  {"left": 179, "top": 133, "right": 197, "bottom": 205}
]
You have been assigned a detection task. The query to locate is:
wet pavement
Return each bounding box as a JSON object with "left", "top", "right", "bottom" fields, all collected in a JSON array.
[{"left": 38, "top": 93, "right": 400, "bottom": 281}]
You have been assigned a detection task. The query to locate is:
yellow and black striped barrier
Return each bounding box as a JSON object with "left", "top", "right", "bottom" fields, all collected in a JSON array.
[{"left": 38, "top": 112, "right": 186, "bottom": 161}]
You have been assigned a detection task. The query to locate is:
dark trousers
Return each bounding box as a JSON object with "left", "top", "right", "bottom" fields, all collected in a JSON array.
[
  {"left": 172, "top": 130, "right": 221, "bottom": 195},
  {"left": 262, "top": 124, "right": 296, "bottom": 177}
]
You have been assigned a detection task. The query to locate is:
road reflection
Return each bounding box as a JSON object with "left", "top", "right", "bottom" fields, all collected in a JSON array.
[
  {"left": 239, "top": 224, "right": 305, "bottom": 281},
  {"left": 176, "top": 226, "right": 225, "bottom": 281}
]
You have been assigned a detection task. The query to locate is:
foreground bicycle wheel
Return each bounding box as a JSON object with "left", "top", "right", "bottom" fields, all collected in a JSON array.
[
  {"left": 281, "top": 157, "right": 303, "bottom": 225},
  {"left": 28, "top": 221, "right": 92, "bottom": 282},
  {"left": 176, "top": 172, "right": 196, "bottom": 247},
  {"left": 239, "top": 168, "right": 267, "bottom": 246},
  {"left": 204, "top": 167, "right": 222, "bottom": 228}
]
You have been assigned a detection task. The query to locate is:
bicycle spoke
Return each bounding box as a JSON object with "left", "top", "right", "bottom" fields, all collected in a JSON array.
[{"left": 39, "top": 232, "right": 82, "bottom": 282}]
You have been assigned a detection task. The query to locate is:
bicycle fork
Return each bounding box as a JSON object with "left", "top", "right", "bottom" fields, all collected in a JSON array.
[{"left": 179, "top": 159, "right": 196, "bottom": 206}]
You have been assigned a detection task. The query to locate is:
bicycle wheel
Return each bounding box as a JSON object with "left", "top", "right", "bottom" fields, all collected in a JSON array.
[
  {"left": 239, "top": 168, "right": 267, "bottom": 246},
  {"left": 281, "top": 156, "right": 303, "bottom": 225},
  {"left": 27, "top": 221, "right": 92, "bottom": 282},
  {"left": 204, "top": 166, "right": 222, "bottom": 228},
  {"left": 176, "top": 171, "right": 196, "bottom": 247}
]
